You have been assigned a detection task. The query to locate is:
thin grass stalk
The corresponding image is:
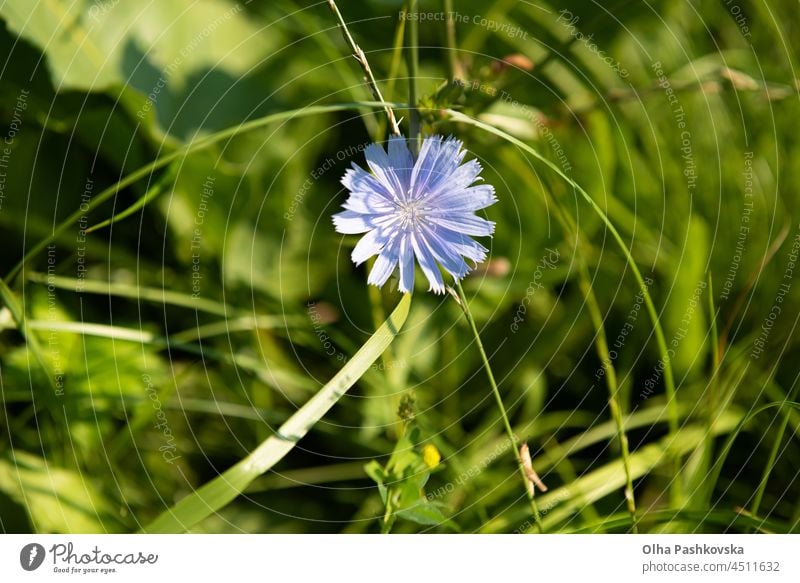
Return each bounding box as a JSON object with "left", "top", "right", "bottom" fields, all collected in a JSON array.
[{"left": 455, "top": 281, "right": 544, "bottom": 533}]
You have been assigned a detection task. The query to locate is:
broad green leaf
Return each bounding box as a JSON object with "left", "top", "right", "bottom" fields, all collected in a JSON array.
[
  {"left": 27, "top": 272, "right": 240, "bottom": 317},
  {"left": 396, "top": 503, "right": 449, "bottom": 527},
  {"left": 142, "top": 293, "right": 412, "bottom": 533},
  {"left": 665, "top": 215, "right": 709, "bottom": 377},
  {"left": 1, "top": 0, "right": 273, "bottom": 92}
]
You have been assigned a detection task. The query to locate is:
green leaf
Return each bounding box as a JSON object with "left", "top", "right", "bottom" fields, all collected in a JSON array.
[
  {"left": 395, "top": 503, "right": 456, "bottom": 531},
  {"left": 1, "top": 0, "right": 274, "bottom": 92},
  {"left": 142, "top": 293, "right": 412, "bottom": 533},
  {"left": 364, "top": 460, "right": 388, "bottom": 504}
]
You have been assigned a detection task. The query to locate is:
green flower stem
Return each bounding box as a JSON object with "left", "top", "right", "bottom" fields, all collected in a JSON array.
[
  {"left": 407, "top": 0, "right": 421, "bottom": 152},
  {"left": 442, "top": 0, "right": 461, "bottom": 80},
  {"left": 455, "top": 281, "right": 544, "bottom": 533},
  {"left": 384, "top": 1, "right": 408, "bottom": 104}
]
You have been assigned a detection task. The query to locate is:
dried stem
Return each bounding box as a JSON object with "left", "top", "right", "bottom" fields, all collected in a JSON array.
[{"left": 327, "top": 0, "right": 401, "bottom": 136}]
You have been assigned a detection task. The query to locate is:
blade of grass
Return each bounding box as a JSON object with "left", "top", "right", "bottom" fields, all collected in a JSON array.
[
  {"left": 7, "top": 319, "right": 317, "bottom": 393},
  {"left": 85, "top": 162, "right": 178, "bottom": 234},
  {"left": 455, "top": 281, "right": 544, "bottom": 532},
  {"left": 688, "top": 273, "right": 721, "bottom": 509},
  {"left": 384, "top": 1, "right": 408, "bottom": 105},
  {"left": 706, "top": 400, "right": 800, "bottom": 521},
  {"left": 750, "top": 371, "right": 800, "bottom": 516},
  {"left": 0, "top": 276, "right": 55, "bottom": 392},
  {"left": 28, "top": 272, "right": 241, "bottom": 317},
  {"left": 141, "top": 293, "right": 411, "bottom": 533},
  {"left": 442, "top": 0, "right": 461, "bottom": 80},
  {"left": 169, "top": 315, "right": 301, "bottom": 343},
  {"left": 563, "top": 509, "right": 789, "bottom": 534}
]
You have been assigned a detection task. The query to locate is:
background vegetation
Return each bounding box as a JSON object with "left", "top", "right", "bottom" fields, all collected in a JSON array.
[{"left": 0, "top": 0, "right": 798, "bottom": 533}]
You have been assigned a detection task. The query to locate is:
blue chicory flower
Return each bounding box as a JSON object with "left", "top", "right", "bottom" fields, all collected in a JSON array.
[{"left": 332, "top": 135, "right": 497, "bottom": 294}]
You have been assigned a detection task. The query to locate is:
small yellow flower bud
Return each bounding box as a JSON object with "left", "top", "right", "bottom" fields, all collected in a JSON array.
[{"left": 422, "top": 444, "right": 441, "bottom": 468}]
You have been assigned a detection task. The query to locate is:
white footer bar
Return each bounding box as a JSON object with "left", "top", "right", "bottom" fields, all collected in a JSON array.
[{"left": 1, "top": 534, "right": 797, "bottom": 582}]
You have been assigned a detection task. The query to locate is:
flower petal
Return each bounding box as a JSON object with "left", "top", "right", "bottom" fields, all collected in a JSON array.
[
  {"left": 429, "top": 184, "right": 497, "bottom": 212},
  {"left": 388, "top": 136, "right": 414, "bottom": 193},
  {"left": 365, "top": 142, "right": 405, "bottom": 201},
  {"left": 368, "top": 234, "right": 401, "bottom": 287},
  {"left": 426, "top": 213, "right": 496, "bottom": 236},
  {"left": 351, "top": 228, "right": 387, "bottom": 265},
  {"left": 409, "top": 135, "right": 441, "bottom": 199},
  {"left": 342, "top": 192, "right": 396, "bottom": 215},
  {"left": 429, "top": 226, "right": 489, "bottom": 263},
  {"left": 336, "top": 134, "right": 499, "bottom": 295},
  {"left": 411, "top": 232, "right": 445, "bottom": 293},
  {"left": 420, "top": 225, "right": 470, "bottom": 279},
  {"left": 397, "top": 234, "right": 415, "bottom": 293},
  {"left": 342, "top": 164, "right": 395, "bottom": 202},
  {"left": 332, "top": 210, "right": 379, "bottom": 234},
  {"left": 427, "top": 158, "right": 483, "bottom": 198}
]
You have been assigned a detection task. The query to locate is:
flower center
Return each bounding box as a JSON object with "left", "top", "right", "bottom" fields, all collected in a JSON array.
[{"left": 397, "top": 199, "right": 426, "bottom": 229}]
